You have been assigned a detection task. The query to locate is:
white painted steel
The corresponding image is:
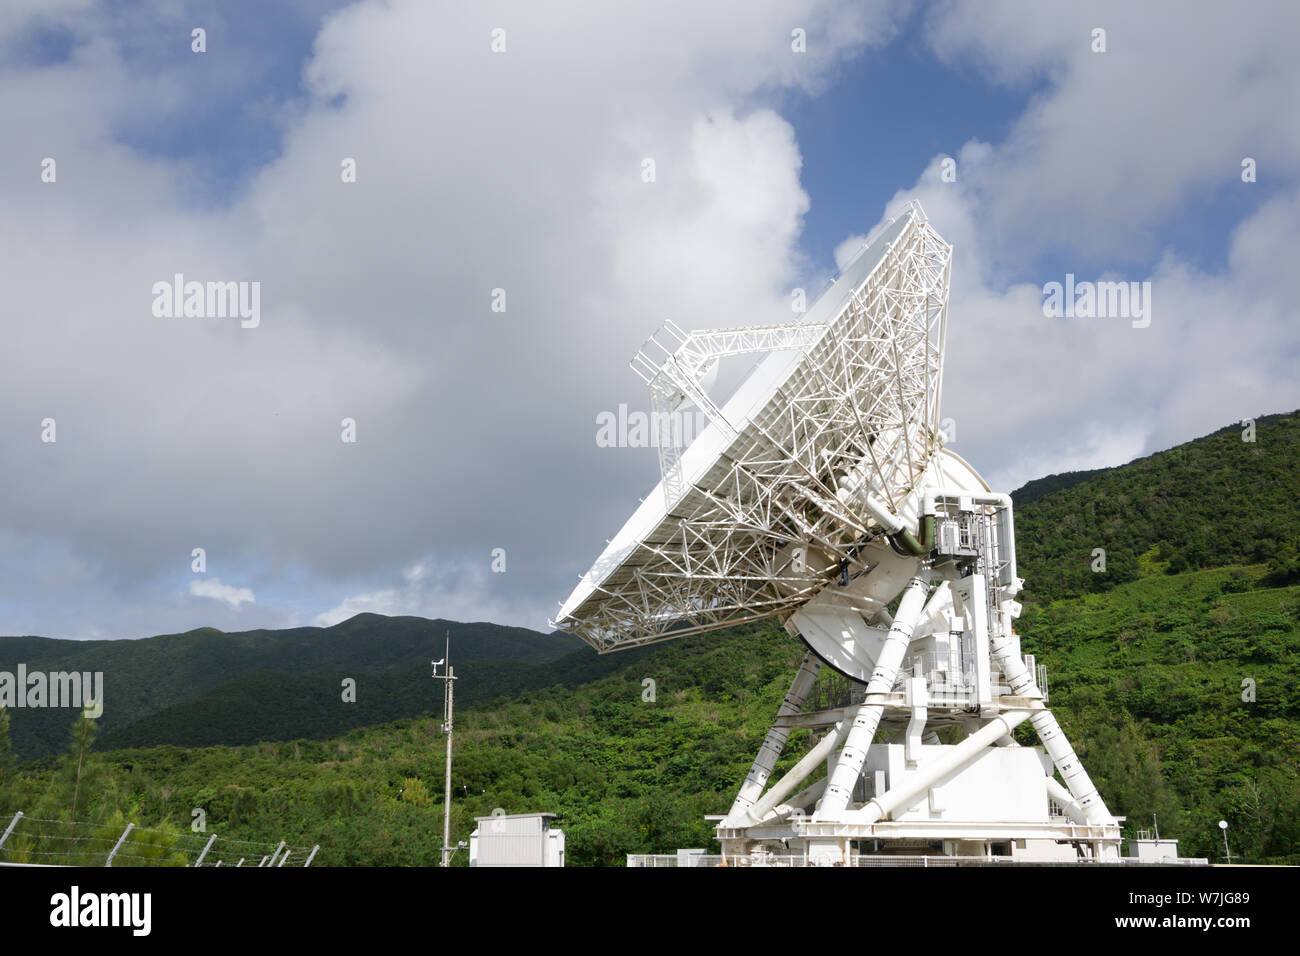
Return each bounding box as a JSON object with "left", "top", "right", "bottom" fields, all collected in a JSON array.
[
  {"left": 817, "top": 571, "right": 931, "bottom": 817},
  {"left": 989, "top": 627, "right": 1112, "bottom": 826},
  {"left": 848, "top": 710, "right": 1031, "bottom": 825},
  {"left": 727, "top": 652, "right": 822, "bottom": 818},
  {"left": 554, "top": 203, "right": 949, "bottom": 650},
  {"left": 737, "top": 720, "right": 847, "bottom": 826},
  {"left": 1045, "top": 775, "right": 1089, "bottom": 825},
  {"left": 555, "top": 202, "right": 1131, "bottom": 864}
]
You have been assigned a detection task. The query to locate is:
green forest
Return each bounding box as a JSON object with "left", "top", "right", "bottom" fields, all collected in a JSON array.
[
  {"left": 0, "top": 617, "right": 583, "bottom": 759},
  {"left": 0, "top": 411, "right": 1297, "bottom": 865}
]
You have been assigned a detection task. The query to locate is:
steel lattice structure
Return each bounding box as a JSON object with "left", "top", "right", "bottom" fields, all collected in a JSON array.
[
  {"left": 553, "top": 201, "right": 1137, "bottom": 865},
  {"left": 554, "top": 203, "right": 951, "bottom": 651}
]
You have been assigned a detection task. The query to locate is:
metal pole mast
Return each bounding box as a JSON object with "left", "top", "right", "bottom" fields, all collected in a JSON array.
[{"left": 435, "top": 631, "right": 457, "bottom": 868}]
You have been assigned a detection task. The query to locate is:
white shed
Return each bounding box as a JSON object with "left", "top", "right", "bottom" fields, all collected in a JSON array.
[{"left": 469, "top": 812, "right": 564, "bottom": 867}]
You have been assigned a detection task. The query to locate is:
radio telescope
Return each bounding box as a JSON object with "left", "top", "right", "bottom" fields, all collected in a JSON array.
[{"left": 553, "top": 201, "right": 1122, "bottom": 864}]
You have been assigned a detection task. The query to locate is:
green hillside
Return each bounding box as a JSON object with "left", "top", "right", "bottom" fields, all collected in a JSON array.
[
  {"left": 1021, "top": 564, "right": 1300, "bottom": 860},
  {"left": 1011, "top": 466, "right": 1114, "bottom": 506},
  {"left": 2, "top": 562, "right": 1295, "bottom": 865},
  {"left": 1, "top": 412, "right": 1298, "bottom": 865},
  {"left": 94, "top": 644, "right": 648, "bottom": 751},
  {"left": 0, "top": 623, "right": 798, "bottom": 866},
  {"left": 0, "top": 615, "right": 582, "bottom": 759},
  {"left": 1012, "top": 410, "right": 1300, "bottom": 601}
]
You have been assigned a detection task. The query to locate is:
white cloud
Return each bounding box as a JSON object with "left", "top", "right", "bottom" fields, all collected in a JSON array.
[
  {"left": 0, "top": 1, "right": 908, "bottom": 636},
  {"left": 921, "top": 0, "right": 1300, "bottom": 268},
  {"left": 833, "top": 234, "right": 870, "bottom": 272},
  {"left": 312, "top": 557, "right": 530, "bottom": 627},
  {"left": 189, "top": 578, "right": 256, "bottom": 610},
  {"left": 859, "top": 160, "right": 1300, "bottom": 496},
  {"left": 2, "top": 0, "right": 1298, "bottom": 639}
]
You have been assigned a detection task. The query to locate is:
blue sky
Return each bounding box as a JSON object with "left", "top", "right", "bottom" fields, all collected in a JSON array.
[
  {"left": 787, "top": 36, "right": 1028, "bottom": 271},
  {"left": 18, "top": 0, "right": 1278, "bottom": 291},
  {"left": 1, "top": 1, "right": 1298, "bottom": 639},
  {"left": 39, "top": 5, "right": 1034, "bottom": 271}
]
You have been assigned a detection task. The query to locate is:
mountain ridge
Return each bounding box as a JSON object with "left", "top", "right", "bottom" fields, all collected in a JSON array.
[{"left": 0, "top": 615, "right": 582, "bottom": 759}]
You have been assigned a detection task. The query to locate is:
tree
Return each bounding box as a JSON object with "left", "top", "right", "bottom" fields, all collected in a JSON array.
[
  {"left": 1077, "top": 713, "right": 1181, "bottom": 841},
  {"left": 69, "top": 714, "right": 95, "bottom": 823},
  {"left": 0, "top": 708, "right": 15, "bottom": 807},
  {"left": 29, "top": 714, "right": 119, "bottom": 838}
]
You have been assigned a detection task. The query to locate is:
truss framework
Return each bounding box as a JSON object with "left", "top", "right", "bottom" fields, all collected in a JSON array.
[
  {"left": 554, "top": 202, "right": 1135, "bottom": 866},
  {"left": 557, "top": 206, "right": 951, "bottom": 652},
  {"left": 631, "top": 320, "right": 830, "bottom": 508},
  {"left": 717, "top": 558, "right": 1122, "bottom": 864}
]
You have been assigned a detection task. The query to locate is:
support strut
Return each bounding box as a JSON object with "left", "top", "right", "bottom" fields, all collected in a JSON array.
[
  {"left": 726, "top": 652, "right": 822, "bottom": 820},
  {"left": 816, "top": 571, "right": 931, "bottom": 819}
]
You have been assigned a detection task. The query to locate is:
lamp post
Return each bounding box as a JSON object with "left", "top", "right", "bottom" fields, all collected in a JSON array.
[
  {"left": 1218, "top": 820, "right": 1232, "bottom": 864},
  {"left": 433, "top": 633, "right": 457, "bottom": 868}
]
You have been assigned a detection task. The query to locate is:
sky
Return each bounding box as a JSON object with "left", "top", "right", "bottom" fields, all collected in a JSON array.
[{"left": 0, "top": 0, "right": 1297, "bottom": 640}]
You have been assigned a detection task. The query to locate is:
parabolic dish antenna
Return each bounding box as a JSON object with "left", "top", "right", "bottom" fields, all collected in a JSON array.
[{"left": 553, "top": 201, "right": 1124, "bottom": 864}]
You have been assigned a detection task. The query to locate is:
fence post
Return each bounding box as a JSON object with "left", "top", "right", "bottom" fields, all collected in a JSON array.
[
  {"left": 105, "top": 823, "right": 134, "bottom": 867},
  {"left": 266, "top": 841, "right": 285, "bottom": 867},
  {"left": 0, "top": 811, "right": 23, "bottom": 853},
  {"left": 303, "top": 845, "right": 320, "bottom": 868},
  {"left": 277, "top": 847, "right": 290, "bottom": 867},
  {"left": 194, "top": 833, "right": 218, "bottom": 867}
]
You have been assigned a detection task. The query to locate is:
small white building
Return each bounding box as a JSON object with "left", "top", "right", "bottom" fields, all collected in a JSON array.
[
  {"left": 469, "top": 812, "right": 564, "bottom": 867},
  {"left": 1127, "top": 834, "right": 1182, "bottom": 862}
]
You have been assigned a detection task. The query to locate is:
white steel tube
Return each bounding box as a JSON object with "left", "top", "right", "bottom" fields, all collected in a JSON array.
[
  {"left": 742, "top": 721, "right": 846, "bottom": 825},
  {"left": 728, "top": 653, "right": 822, "bottom": 818},
  {"left": 1044, "top": 776, "right": 1088, "bottom": 825},
  {"left": 442, "top": 663, "right": 454, "bottom": 868},
  {"left": 859, "top": 489, "right": 908, "bottom": 536},
  {"left": 817, "top": 572, "right": 931, "bottom": 818},
  {"left": 851, "top": 709, "right": 1031, "bottom": 824},
  {"left": 988, "top": 629, "right": 1111, "bottom": 825}
]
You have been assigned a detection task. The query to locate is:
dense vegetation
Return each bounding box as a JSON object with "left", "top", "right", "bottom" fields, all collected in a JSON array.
[
  {"left": 0, "top": 412, "right": 1297, "bottom": 865},
  {"left": 2, "top": 563, "right": 1295, "bottom": 865},
  {"left": 0, "top": 624, "right": 809, "bottom": 866},
  {"left": 1013, "top": 411, "right": 1300, "bottom": 602},
  {"left": 1011, "top": 466, "right": 1113, "bottom": 506},
  {"left": 1021, "top": 563, "right": 1300, "bottom": 862},
  {"left": 94, "top": 643, "right": 650, "bottom": 751},
  {"left": 0, "top": 616, "right": 581, "bottom": 759}
]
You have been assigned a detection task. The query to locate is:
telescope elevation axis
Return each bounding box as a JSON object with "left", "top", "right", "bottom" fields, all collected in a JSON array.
[{"left": 552, "top": 201, "right": 1122, "bottom": 865}]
